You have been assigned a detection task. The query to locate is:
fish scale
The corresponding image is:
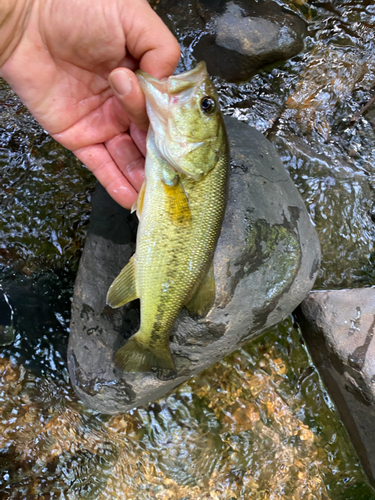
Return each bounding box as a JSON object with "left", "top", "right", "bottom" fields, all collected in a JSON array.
[{"left": 137, "top": 153, "right": 228, "bottom": 341}]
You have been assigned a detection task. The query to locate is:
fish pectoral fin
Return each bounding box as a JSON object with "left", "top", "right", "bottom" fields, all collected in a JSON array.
[
  {"left": 163, "top": 180, "right": 192, "bottom": 227},
  {"left": 106, "top": 255, "right": 138, "bottom": 308},
  {"left": 131, "top": 180, "right": 146, "bottom": 218},
  {"left": 114, "top": 332, "right": 176, "bottom": 377},
  {"left": 185, "top": 261, "right": 216, "bottom": 317}
]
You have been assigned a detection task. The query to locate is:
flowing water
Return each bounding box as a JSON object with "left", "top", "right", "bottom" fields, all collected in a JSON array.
[
  {"left": 212, "top": 0, "right": 375, "bottom": 290},
  {"left": 1, "top": 0, "right": 375, "bottom": 498}
]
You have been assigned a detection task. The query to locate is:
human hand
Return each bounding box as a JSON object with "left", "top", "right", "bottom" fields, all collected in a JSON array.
[{"left": 0, "top": 0, "right": 180, "bottom": 209}]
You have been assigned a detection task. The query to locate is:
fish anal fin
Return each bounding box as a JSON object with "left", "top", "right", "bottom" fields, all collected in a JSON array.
[
  {"left": 114, "top": 332, "right": 176, "bottom": 378},
  {"left": 131, "top": 180, "right": 146, "bottom": 218},
  {"left": 185, "top": 261, "right": 216, "bottom": 317},
  {"left": 106, "top": 255, "right": 138, "bottom": 308},
  {"left": 163, "top": 181, "right": 191, "bottom": 227}
]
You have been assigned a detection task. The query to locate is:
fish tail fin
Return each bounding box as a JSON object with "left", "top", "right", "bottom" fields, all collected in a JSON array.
[{"left": 114, "top": 332, "right": 176, "bottom": 376}]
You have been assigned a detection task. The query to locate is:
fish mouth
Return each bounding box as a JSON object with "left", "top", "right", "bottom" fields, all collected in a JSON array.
[
  {"left": 167, "top": 61, "right": 208, "bottom": 94},
  {"left": 137, "top": 61, "right": 208, "bottom": 94},
  {"left": 136, "top": 71, "right": 169, "bottom": 133},
  {"left": 136, "top": 62, "right": 209, "bottom": 127}
]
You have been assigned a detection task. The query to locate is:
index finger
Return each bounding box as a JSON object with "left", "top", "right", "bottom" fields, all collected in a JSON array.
[
  {"left": 74, "top": 141, "right": 141, "bottom": 209},
  {"left": 121, "top": 0, "right": 180, "bottom": 79}
]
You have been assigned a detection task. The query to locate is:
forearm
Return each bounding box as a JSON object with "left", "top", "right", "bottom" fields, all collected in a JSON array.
[{"left": 0, "top": 0, "right": 32, "bottom": 68}]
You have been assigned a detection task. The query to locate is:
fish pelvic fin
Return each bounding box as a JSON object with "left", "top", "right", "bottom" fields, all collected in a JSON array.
[
  {"left": 114, "top": 332, "right": 177, "bottom": 377},
  {"left": 185, "top": 260, "right": 216, "bottom": 317},
  {"left": 106, "top": 255, "right": 138, "bottom": 308},
  {"left": 131, "top": 180, "right": 146, "bottom": 219}
]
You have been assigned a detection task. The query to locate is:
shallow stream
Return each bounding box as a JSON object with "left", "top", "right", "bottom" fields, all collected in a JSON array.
[{"left": 1, "top": 0, "right": 375, "bottom": 498}]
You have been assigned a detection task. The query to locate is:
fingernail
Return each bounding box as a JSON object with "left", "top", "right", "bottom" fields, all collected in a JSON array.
[{"left": 110, "top": 70, "right": 132, "bottom": 97}]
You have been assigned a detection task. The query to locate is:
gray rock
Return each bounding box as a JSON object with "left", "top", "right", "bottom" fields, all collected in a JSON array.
[
  {"left": 68, "top": 116, "right": 320, "bottom": 414},
  {"left": 0, "top": 287, "right": 14, "bottom": 346},
  {"left": 297, "top": 289, "right": 375, "bottom": 489},
  {"left": 196, "top": 1, "right": 306, "bottom": 81},
  {"left": 153, "top": 0, "right": 306, "bottom": 81}
]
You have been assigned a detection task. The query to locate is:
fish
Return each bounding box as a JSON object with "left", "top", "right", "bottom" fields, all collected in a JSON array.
[{"left": 106, "top": 61, "right": 229, "bottom": 376}]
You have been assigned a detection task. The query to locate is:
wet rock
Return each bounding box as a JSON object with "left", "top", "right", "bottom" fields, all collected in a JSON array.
[
  {"left": 68, "top": 116, "right": 320, "bottom": 414},
  {"left": 297, "top": 289, "right": 375, "bottom": 488},
  {"left": 0, "top": 287, "right": 14, "bottom": 346},
  {"left": 152, "top": 0, "right": 306, "bottom": 81}
]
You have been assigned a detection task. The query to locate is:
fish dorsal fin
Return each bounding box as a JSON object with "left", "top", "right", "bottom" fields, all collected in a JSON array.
[
  {"left": 131, "top": 180, "right": 146, "bottom": 218},
  {"left": 185, "top": 260, "right": 216, "bottom": 317},
  {"left": 163, "top": 180, "right": 191, "bottom": 227},
  {"left": 106, "top": 255, "right": 138, "bottom": 308}
]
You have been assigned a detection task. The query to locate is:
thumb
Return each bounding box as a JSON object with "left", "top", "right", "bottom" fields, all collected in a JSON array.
[{"left": 109, "top": 67, "right": 149, "bottom": 131}]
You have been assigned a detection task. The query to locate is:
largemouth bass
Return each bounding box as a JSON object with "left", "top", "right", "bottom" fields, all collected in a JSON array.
[{"left": 106, "top": 62, "right": 229, "bottom": 376}]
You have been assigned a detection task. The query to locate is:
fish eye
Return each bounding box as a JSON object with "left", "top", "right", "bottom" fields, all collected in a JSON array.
[{"left": 200, "top": 96, "right": 216, "bottom": 114}]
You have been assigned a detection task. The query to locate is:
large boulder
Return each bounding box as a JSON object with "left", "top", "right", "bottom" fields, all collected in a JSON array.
[
  {"left": 297, "top": 289, "right": 375, "bottom": 488},
  {"left": 68, "top": 116, "right": 320, "bottom": 414}
]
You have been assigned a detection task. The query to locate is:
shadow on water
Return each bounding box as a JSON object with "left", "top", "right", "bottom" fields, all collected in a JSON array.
[{"left": 1, "top": 0, "right": 375, "bottom": 498}]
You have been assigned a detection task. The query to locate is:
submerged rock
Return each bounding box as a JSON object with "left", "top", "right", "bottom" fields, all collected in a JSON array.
[
  {"left": 297, "top": 289, "right": 375, "bottom": 489},
  {"left": 68, "top": 116, "right": 320, "bottom": 414},
  {"left": 152, "top": 0, "right": 306, "bottom": 81},
  {"left": 0, "top": 287, "right": 14, "bottom": 346}
]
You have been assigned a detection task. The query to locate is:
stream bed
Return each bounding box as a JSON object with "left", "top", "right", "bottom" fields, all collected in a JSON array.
[{"left": 1, "top": 0, "right": 375, "bottom": 498}]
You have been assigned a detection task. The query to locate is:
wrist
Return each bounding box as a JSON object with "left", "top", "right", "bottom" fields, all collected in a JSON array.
[{"left": 0, "top": 0, "right": 32, "bottom": 68}]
